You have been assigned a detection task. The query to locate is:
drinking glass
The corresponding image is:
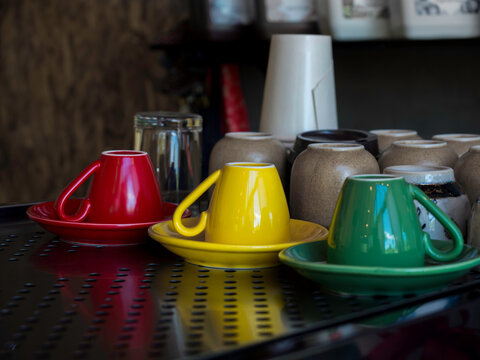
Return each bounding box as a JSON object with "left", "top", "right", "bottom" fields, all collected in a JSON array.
[{"left": 134, "top": 112, "right": 203, "bottom": 210}]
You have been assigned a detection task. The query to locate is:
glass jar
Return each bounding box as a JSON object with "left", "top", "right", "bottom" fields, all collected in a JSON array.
[{"left": 134, "top": 112, "right": 203, "bottom": 205}]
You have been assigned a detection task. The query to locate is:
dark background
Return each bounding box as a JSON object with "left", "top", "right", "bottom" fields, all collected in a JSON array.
[{"left": 1, "top": 0, "right": 479, "bottom": 204}]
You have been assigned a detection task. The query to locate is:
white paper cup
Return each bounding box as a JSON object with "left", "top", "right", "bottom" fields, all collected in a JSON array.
[{"left": 260, "top": 34, "right": 338, "bottom": 143}]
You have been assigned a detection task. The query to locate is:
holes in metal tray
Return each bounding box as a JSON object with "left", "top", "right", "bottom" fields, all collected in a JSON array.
[
  {"left": 18, "top": 324, "right": 32, "bottom": 332},
  {"left": 7, "top": 225, "right": 467, "bottom": 360},
  {"left": 187, "top": 323, "right": 204, "bottom": 350},
  {"left": 451, "top": 279, "right": 466, "bottom": 287},
  {"left": 346, "top": 297, "right": 363, "bottom": 312},
  {"left": 252, "top": 272, "right": 276, "bottom": 337},
  {"left": 4, "top": 275, "right": 72, "bottom": 354},
  {"left": 280, "top": 277, "right": 305, "bottom": 328},
  {"left": 148, "top": 268, "right": 177, "bottom": 355},
  {"left": 313, "top": 292, "right": 335, "bottom": 320},
  {"left": 33, "top": 310, "right": 76, "bottom": 358}
]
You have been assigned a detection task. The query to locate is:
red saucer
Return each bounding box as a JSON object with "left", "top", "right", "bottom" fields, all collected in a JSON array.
[{"left": 27, "top": 199, "right": 190, "bottom": 246}]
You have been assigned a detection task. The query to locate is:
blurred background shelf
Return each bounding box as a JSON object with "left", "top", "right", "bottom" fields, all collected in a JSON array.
[
  {"left": 151, "top": 29, "right": 480, "bottom": 138},
  {"left": 1, "top": 0, "right": 480, "bottom": 205}
]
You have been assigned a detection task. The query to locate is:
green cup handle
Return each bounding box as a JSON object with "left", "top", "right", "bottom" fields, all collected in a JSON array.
[{"left": 409, "top": 184, "right": 463, "bottom": 262}]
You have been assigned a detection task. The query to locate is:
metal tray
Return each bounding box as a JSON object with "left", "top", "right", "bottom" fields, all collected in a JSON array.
[{"left": 1, "top": 203, "right": 480, "bottom": 359}]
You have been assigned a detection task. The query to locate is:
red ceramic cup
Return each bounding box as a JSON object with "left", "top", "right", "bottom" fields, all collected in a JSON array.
[{"left": 54, "top": 150, "right": 164, "bottom": 223}]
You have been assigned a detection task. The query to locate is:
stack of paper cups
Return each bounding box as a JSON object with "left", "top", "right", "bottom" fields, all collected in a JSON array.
[{"left": 260, "top": 34, "right": 338, "bottom": 145}]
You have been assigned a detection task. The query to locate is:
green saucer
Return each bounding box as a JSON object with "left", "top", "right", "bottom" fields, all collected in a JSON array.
[{"left": 279, "top": 240, "right": 480, "bottom": 296}]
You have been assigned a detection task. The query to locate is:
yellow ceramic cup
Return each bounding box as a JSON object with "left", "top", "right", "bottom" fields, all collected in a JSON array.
[{"left": 172, "top": 162, "right": 291, "bottom": 245}]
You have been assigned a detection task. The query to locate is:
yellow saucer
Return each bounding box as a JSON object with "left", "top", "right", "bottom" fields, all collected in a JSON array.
[{"left": 148, "top": 218, "right": 328, "bottom": 269}]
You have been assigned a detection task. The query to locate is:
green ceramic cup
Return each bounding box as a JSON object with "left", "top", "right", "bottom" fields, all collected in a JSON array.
[{"left": 327, "top": 174, "right": 464, "bottom": 267}]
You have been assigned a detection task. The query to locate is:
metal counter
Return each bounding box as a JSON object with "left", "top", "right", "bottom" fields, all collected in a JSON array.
[{"left": 1, "top": 203, "right": 480, "bottom": 359}]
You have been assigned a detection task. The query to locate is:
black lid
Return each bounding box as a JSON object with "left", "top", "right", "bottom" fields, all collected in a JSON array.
[{"left": 291, "top": 129, "right": 379, "bottom": 162}]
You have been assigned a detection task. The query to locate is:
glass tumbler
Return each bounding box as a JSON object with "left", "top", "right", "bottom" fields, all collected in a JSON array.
[{"left": 134, "top": 112, "right": 203, "bottom": 207}]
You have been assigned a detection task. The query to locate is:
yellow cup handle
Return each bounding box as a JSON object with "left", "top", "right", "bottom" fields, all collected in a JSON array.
[{"left": 172, "top": 169, "right": 222, "bottom": 237}]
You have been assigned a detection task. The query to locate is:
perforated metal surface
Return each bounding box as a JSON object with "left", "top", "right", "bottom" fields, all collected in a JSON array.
[{"left": 1, "top": 205, "right": 480, "bottom": 359}]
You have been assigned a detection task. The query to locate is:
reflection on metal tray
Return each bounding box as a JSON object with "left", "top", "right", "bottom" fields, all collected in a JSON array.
[{"left": 1, "top": 204, "right": 480, "bottom": 359}]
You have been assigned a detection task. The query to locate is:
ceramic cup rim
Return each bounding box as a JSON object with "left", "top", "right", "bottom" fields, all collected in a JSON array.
[
  {"left": 225, "top": 132, "right": 274, "bottom": 141},
  {"left": 225, "top": 162, "right": 275, "bottom": 169},
  {"left": 393, "top": 140, "right": 447, "bottom": 148},
  {"left": 371, "top": 129, "right": 418, "bottom": 137},
  {"left": 307, "top": 143, "right": 364, "bottom": 151},
  {"left": 383, "top": 165, "right": 453, "bottom": 175},
  {"left": 470, "top": 145, "right": 480, "bottom": 152},
  {"left": 101, "top": 150, "right": 148, "bottom": 157},
  {"left": 348, "top": 174, "right": 404, "bottom": 182},
  {"left": 433, "top": 133, "right": 480, "bottom": 142},
  {"left": 271, "top": 34, "right": 333, "bottom": 43},
  {"left": 383, "top": 165, "right": 454, "bottom": 184}
]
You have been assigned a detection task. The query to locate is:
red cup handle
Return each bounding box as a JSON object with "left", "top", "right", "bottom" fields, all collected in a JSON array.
[{"left": 54, "top": 160, "right": 101, "bottom": 222}]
